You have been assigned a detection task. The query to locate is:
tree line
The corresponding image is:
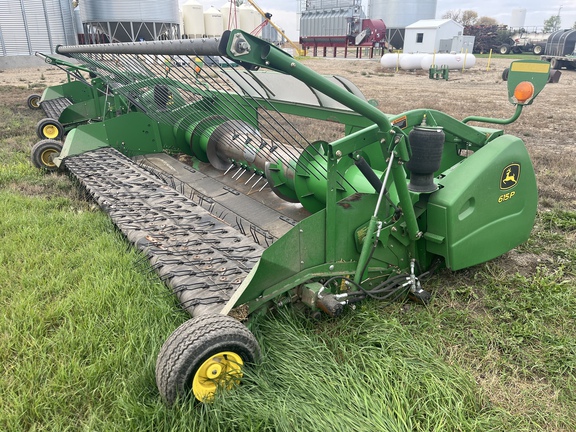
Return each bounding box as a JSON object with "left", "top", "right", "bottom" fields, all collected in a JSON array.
[{"left": 442, "top": 9, "right": 576, "bottom": 32}]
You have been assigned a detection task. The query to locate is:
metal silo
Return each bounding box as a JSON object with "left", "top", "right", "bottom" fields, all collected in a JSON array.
[
  {"left": 368, "top": 0, "right": 437, "bottom": 49},
  {"left": 368, "top": 0, "right": 437, "bottom": 28},
  {"left": 0, "top": 0, "right": 76, "bottom": 57},
  {"left": 80, "top": 0, "right": 180, "bottom": 42}
]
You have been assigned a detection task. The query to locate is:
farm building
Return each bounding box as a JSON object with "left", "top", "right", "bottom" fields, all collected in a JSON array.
[{"left": 403, "top": 19, "right": 463, "bottom": 53}]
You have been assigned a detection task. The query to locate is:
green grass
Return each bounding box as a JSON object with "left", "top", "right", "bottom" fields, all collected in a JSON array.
[{"left": 1, "top": 86, "right": 575, "bottom": 431}]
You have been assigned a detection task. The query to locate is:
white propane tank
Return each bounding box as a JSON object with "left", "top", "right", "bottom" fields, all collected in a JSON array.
[
  {"left": 221, "top": 1, "right": 238, "bottom": 30},
  {"left": 204, "top": 6, "right": 224, "bottom": 37},
  {"left": 238, "top": 3, "right": 257, "bottom": 33},
  {"left": 182, "top": 0, "right": 205, "bottom": 37},
  {"left": 399, "top": 53, "right": 427, "bottom": 70},
  {"left": 421, "top": 53, "right": 476, "bottom": 70},
  {"left": 380, "top": 53, "right": 404, "bottom": 69}
]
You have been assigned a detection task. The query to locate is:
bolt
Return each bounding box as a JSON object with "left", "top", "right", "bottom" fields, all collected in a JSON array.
[
  {"left": 290, "top": 62, "right": 296, "bottom": 67},
  {"left": 265, "top": 61, "right": 270, "bottom": 65},
  {"left": 329, "top": 265, "right": 334, "bottom": 271},
  {"left": 391, "top": 227, "right": 397, "bottom": 232}
]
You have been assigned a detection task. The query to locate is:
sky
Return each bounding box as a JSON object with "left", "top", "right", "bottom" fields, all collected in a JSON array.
[{"left": 185, "top": 1, "right": 576, "bottom": 41}]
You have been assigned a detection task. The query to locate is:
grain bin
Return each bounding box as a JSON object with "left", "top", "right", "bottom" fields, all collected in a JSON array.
[
  {"left": 368, "top": 0, "right": 437, "bottom": 29},
  {"left": 80, "top": 0, "right": 179, "bottom": 42},
  {"left": 204, "top": 7, "right": 224, "bottom": 38},
  {"left": 0, "top": 0, "right": 76, "bottom": 56},
  {"left": 238, "top": 4, "right": 258, "bottom": 33},
  {"left": 221, "top": 1, "right": 239, "bottom": 30},
  {"left": 182, "top": 0, "right": 205, "bottom": 38}
]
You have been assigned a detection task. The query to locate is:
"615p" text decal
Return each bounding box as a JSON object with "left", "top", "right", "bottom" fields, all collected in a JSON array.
[{"left": 498, "top": 191, "right": 516, "bottom": 203}]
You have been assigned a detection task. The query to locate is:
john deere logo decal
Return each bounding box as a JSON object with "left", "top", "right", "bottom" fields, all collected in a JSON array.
[{"left": 500, "top": 163, "right": 520, "bottom": 190}]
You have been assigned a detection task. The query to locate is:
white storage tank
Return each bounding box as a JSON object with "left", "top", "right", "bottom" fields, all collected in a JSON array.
[
  {"left": 421, "top": 53, "right": 476, "bottom": 70},
  {"left": 204, "top": 6, "right": 224, "bottom": 37},
  {"left": 380, "top": 53, "right": 405, "bottom": 68},
  {"left": 221, "top": 1, "right": 239, "bottom": 30},
  {"left": 239, "top": 3, "right": 257, "bottom": 33},
  {"left": 182, "top": 0, "right": 205, "bottom": 37},
  {"left": 399, "top": 53, "right": 427, "bottom": 70}
]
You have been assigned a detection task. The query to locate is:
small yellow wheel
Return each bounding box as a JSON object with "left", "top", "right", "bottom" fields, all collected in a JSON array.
[
  {"left": 156, "top": 314, "right": 260, "bottom": 405},
  {"left": 192, "top": 351, "right": 243, "bottom": 401},
  {"left": 27, "top": 94, "right": 41, "bottom": 110},
  {"left": 31, "top": 139, "right": 63, "bottom": 171},
  {"left": 36, "top": 118, "right": 64, "bottom": 140}
]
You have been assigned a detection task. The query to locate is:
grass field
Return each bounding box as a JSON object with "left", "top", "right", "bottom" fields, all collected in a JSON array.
[{"left": 1, "top": 71, "right": 575, "bottom": 432}]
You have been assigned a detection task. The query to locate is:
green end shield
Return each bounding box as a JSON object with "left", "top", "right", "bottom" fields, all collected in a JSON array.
[{"left": 507, "top": 60, "right": 550, "bottom": 106}]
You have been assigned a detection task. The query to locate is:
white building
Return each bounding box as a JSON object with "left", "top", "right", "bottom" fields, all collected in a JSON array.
[{"left": 403, "top": 19, "right": 463, "bottom": 53}]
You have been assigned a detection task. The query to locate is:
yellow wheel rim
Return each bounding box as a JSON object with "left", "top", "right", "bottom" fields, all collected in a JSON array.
[
  {"left": 30, "top": 97, "right": 40, "bottom": 108},
  {"left": 42, "top": 124, "right": 59, "bottom": 139},
  {"left": 192, "top": 351, "right": 243, "bottom": 401},
  {"left": 40, "top": 148, "right": 59, "bottom": 167}
]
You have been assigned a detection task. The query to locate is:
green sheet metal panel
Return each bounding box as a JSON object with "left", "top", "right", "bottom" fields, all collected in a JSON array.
[{"left": 425, "top": 134, "right": 537, "bottom": 270}]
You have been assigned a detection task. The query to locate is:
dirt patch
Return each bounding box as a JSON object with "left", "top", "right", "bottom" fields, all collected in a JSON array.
[{"left": 0, "top": 66, "right": 67, "bottom": 89}]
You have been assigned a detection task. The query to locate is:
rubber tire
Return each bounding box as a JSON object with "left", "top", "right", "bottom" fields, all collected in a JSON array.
[
  {"left": 36, "top": 118, "right": 64, "bottom": 140},
  {"left": 27, "top": 94, "right": 41, "bottom": 110},
  {"left": 31, "top": 139, "right": 63, "bottom": 171},
  {"left": 502, "top": 68, "right": 509, "bottom": 81},
  {"left": 532, "top": 45, "right": 543, "bottom": 55},
  {"left": 499, "top": 44, "right": 510, "bottom": 55},
  {"left": 156, "top": 314, "right": 261, "bottom": 405}
]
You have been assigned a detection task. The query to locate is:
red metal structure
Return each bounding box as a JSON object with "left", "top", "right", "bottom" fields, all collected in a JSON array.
[{"left": 300, "top": 19, "right": 387, "bottom": 58}]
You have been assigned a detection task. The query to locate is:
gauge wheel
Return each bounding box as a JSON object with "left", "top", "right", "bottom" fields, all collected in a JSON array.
[
  {"left": 156, "top": 314, "right": 261, "bottom": 405},
  {"left": 36, "top": 118, "right": 64, "bottom": 140},
  {"left": 31, "top": 139, "right": 63, "bottom": 171},
  {"left": 27, "top": 94, "right": 42, "bottom": 110}
]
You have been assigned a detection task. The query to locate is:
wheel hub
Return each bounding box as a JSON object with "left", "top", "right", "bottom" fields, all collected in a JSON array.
[
  {"left": 192, "top": 351, "right": 243, "bottom": 401},
  {"left": 43, "top": 124, "right": 59, "bottom": 139},
  {"left": 40, "top": 149, "right": 58, "bottom": 167}
]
